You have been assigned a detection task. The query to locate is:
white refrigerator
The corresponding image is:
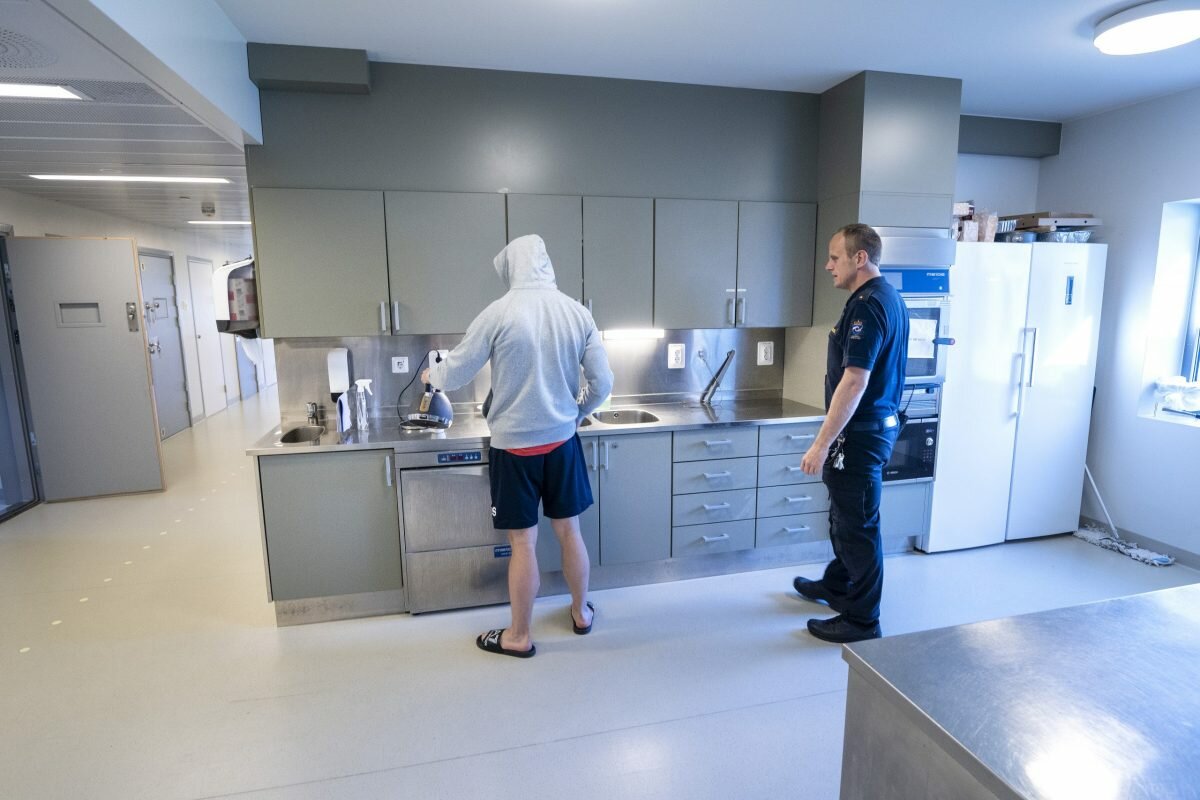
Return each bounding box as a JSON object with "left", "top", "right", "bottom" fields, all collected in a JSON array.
[{"left": 921, "top": 242, "right": 1107, "bottom": 552}]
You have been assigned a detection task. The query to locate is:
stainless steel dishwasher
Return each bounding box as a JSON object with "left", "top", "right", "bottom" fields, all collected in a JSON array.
[{"left": 395, "top": 443, "right": 511, "bottom": 613}]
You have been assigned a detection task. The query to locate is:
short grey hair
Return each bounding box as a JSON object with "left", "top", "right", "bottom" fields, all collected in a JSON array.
[{"left": 837, "top": 223, "right": 882, "bottom": 266}]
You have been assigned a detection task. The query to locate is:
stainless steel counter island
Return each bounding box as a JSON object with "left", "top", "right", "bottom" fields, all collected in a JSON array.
[{"left": 839, "top": 583, "right": 1200, "bottom": 800}]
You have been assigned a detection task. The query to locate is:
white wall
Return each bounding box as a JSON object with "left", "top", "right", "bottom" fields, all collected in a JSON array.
[
  {"left": 954, "top": 154, "right": 1040, "bottom": 217},
  {"left": 1038, "top": 85, "right": 1200, "bottom": 556},
  {"left": 0, "top": 186, "right": 250, "bottom": 423}
]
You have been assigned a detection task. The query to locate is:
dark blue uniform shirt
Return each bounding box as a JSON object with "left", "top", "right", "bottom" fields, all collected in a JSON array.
[{"left": 826, "top": 276, "right": 909, "bottom": 421}]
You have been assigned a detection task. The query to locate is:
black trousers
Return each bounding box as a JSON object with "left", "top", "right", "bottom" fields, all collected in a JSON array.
[{"left": 820, "top": 427, "right": 899, "bottom": 626}]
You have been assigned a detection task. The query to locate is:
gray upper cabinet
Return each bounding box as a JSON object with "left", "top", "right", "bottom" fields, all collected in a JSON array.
[
  {"left": 736, "top": 201, "right": 817, "bottom": 328},
  {"left": 251, "top": 188, "right": 391, "bottom": 338},
  {"left": 258, "top": 449, "right": 402, "bottom": 602},
  {"left": 582, "top": 196, "right": 654, "bottom": 330},
  {"left": 385, "top": 191, "right": 507, "bottom": 334},
  {"left": 507, "top": 194, "right": 583, "bottom": 302},
  {"left": 654, "top": 199, "right": 739, "bottom": 329},
  {"left": 598, "top": 431, "right": 672, "bottom": 565}
]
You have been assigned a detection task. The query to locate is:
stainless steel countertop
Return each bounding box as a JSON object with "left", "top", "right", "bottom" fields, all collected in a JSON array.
[
  {"left": 843, "top": 583, "right": 1200, "bottom": 800},
  {"left": 247, "top": 397, "right": 825, "bottom": 456}
]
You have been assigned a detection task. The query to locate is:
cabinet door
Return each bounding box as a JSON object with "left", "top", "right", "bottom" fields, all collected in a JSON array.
[
  {"left": 536, "top": 437, "right": 601, "bottom": 571},
  {"left": 654, "top": 199, "right": 738, "bottom": 329},
  {"left": 583, "top": 196, "right": 653, "bottom": 329},
  {"left": 258, "top": 450, "right": 401, "bottom": 602},
  {"left": 507, "top": 194, "right": 583, "bottom": 302},
  {"left": 251, "top": 188, "right": 390, "bottom": 338},
  {"left": 385, "top": 191, "right": 507, "bottom": 334},
  {"left": 599, "top": 432, "right": 672, "bottom": 565},
  {"left": 881, "top": 482, "right": 930, "bottom": 540},
  {"left": 736, "top": 201, "right": 816, "bottom": 327}
]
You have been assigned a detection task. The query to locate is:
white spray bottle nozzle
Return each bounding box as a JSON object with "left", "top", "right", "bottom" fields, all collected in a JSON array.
[{"left": 354, "top": 379, "right": 373, "bottom": 395}]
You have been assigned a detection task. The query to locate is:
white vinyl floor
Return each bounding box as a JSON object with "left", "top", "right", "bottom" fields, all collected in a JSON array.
[{"left": 2, "top": 387, "right": 1196, "bottom": 800}]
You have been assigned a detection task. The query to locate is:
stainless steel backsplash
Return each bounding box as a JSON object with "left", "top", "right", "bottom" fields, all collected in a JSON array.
[{"left": 274, "top": 328, "right": 785, "bottom": 423}]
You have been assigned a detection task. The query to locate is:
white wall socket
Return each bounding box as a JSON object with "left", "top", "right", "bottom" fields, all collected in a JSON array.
[
  {"left": 667, "top": 343, "right": 685, "bottom": 369},
  {"left": 391, "top": 356, "right": 409, "bottom": 374},
  {"left": 757, "top": 341, "right": 774, "bottom": 366}
]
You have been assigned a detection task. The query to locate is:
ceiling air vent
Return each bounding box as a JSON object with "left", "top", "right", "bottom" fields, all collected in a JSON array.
[{"left": 0, "top": 28, "right": 58, "bottom": 70}]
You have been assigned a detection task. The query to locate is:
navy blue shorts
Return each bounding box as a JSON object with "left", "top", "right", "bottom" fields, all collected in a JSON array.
[{"left": 488, "top": 435, "right": 594, "bottom": 530}]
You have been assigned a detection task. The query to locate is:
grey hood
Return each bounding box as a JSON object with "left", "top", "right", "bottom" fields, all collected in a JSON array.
[{"left": 493, "top": 234, "right": 557, "bottom": 290}]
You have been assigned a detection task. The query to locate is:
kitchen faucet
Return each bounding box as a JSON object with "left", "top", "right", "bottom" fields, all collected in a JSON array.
[
  {"left": 700, "top": 350, "right": 735, "bottom": 405},
  {"left": 306, "top": 402, "right": 320, "bottom": 426}
]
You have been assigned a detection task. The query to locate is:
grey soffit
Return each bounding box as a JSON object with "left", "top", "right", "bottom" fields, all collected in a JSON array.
[{"left": 958, "top": 115, "right": 1061, "bottom": 158}]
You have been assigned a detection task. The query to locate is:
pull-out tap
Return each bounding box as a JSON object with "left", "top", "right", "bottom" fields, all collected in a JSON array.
[
  {"left": 305, "top": 402, "right": 320, "bottom": 426},
  {"left": 700, "top": 350, "right": 735, "bottom": 405}
]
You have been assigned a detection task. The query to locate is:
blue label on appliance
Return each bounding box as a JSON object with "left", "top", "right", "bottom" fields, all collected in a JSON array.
[
  {"left": 494, "top": 545, "right": 512, "bottom": 558},
  {"left": 881, "top": 268, "right": 950, "bottom": 295},
  {"left": 1065, "top": 275, "right": 1075, "bottom": 305},
  {"left": 437, "top": 451, "right": 482, "bottom": 464}
]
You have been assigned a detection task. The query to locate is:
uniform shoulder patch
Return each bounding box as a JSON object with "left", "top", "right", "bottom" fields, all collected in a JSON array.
[{"left": 849, "top": 319, "right": 865, "bottom": 337}]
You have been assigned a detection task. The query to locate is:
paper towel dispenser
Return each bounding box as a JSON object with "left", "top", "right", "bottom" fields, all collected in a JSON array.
[{"left": 213, "top": 257, "right": 259, "bottom": 338}]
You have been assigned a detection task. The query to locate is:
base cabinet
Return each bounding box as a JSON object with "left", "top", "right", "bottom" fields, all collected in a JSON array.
[{"left": 258, "top": 450, "right": 402, "bottom": 602}]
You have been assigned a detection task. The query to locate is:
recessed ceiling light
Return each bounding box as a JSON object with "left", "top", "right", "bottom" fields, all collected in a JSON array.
[
  {"left": 0, "top": 82, "right": 88, "bottom": 100},
  {"left": 29, "top": 174, "right": 230, "bottom": 184},
  {"left": 1094, "top": 0, "right": 1200, "bottom": 55},
  {"left": 187, "top": 220, "right": 251, "bottom": 225}
]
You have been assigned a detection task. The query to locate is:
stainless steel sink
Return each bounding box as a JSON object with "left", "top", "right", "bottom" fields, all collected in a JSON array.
[
  {"left": 592, "top": 409, "right": 660, "bottom": 425},
  {"left": 279, "top": 425, "right": 324, "bottom": 444}
]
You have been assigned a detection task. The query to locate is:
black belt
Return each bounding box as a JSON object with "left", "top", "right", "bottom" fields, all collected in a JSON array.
[{"left": 844, "top": 414, "right": 898, "bottom": 433}]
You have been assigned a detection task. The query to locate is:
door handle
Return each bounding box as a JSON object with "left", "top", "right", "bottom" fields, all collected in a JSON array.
[
  {"left": 702, "top": 502, "right": 731, "bottom": 512},
  {"left": 379, "top": 301, "right": 388, "bottom": 333},
  {"left": 702, "top": 533, "right": 730, "bottom": 543},
  {"left": 391, "top": 301, "right": 400, "bottom": 332},
  {"left": 126, "top": 301, "right": 139, "bottom": 332},
  {"left": 384, "top": 455, "right": 393, "bottom": 487}
]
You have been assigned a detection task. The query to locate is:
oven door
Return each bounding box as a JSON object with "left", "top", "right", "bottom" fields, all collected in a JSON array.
[
  {"left": 883, "top": 418, "right": 938, "bottom": 482},
  {"left": 904, "top": 298, "right": 950, "bottom": 384}
]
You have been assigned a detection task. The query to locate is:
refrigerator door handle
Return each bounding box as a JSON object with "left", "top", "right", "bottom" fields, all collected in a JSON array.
[{"left": 1026, "top": 327, "right": 1039, "bottom": 388}]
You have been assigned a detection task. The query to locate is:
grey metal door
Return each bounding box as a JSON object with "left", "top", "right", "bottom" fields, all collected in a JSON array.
[
  {"left": 6, "top": 237, "right": 163, "bottom": 500},
  {"left": 235, "top": 338, "right": 259, "bottom": 400},
  {"left": 598, "top": 432, "right": 672, "bottom": 565},
  {"left": 138, "top": 252, "right": 191, "bottom": 439},
  {"left": 653, "top": 199, "right": 739, "bottom": 329},
  {"left": 582, "top": 196, "right": 653, "bottom": 330},
  {"left": 0, "top": 238, "right": 38, "bottom": 518},
  {"left": 507, "top": 194, "right": 584, "bottom": 302}
]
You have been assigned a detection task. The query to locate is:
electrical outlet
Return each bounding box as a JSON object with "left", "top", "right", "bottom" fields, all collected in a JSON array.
[
  {"left": 667, "top": 343, "right": 685, "bottom": 369},
  {"left": 391, "top": 356, "right": 409, "bottom": 374},
  {"left": 427, "top": 349, "right": 449, "bottom": 368},
  {"left": 757, "top": 341, "right": 774, "bottom": 366}
]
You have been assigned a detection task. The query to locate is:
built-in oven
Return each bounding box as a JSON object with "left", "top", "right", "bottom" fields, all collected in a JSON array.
[
  {"left": 883, "top": 383, "right": 939, "bottom": 482},
  {"left": 902, "top": 295, "right": 951, "bottom": 384}
]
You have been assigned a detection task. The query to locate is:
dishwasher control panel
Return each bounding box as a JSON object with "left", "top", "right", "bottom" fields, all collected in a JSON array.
[{"left": 437, "top": 450, "right": 483, "bottom": 464}]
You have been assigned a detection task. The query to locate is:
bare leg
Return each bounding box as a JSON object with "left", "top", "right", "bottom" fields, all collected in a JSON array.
[
  {"left": 501, "top": 526, "right": 539, "bottom": 652},
  {"left": 551, "top": 515, "right": 592, "bottom": 628}
]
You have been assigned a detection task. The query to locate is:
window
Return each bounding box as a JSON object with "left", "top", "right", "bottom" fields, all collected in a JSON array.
[{"left": 1183, "top": 236, "right": 1200, "bottom": 382}]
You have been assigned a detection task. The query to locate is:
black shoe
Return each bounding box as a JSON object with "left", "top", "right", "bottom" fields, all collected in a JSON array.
[
  {"left": 792, "top": 577, "right": 846, "bottom": 613},
  {"left": 806, "top": 615, "right": 881, "bottom": 644}
]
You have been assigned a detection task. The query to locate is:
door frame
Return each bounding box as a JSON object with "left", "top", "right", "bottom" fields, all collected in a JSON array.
[
  {"left": 185, "top": 255, "right": 227, "bottom": 420},
  {"left": 0, "top": 231, "right": 41, "bottom": 520},
  {"left": 138, "top": 248, "right": 195, "bottom": 437}
]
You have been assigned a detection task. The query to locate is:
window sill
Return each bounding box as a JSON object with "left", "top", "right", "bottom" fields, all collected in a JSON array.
[{"left": 1140, "top": 407, "right": 1200, "bottom": 428}]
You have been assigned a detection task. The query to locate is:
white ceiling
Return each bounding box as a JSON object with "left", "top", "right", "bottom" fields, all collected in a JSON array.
[
  {"left": 217, "top": 0, "right": 1200, "bottom": 122},
  {"left": 0, "top": 0, "right": 250, "bottom": 249}
]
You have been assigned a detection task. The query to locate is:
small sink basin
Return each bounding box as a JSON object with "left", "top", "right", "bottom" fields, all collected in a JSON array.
[
  {"left": 592, "top": 409, "right": 660, "bottom": 425},
  {"left": 279, "top": 425, "right": 324, "bottom": 444}
]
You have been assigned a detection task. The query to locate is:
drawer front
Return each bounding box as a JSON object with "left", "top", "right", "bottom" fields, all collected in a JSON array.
[
  {"left": 672, "top": 488, "right": 756, "bottom": 527},
  {"left": 405, "top": 544, "right": 511, "bottom": 613},
  {"left": 757, "top": 483, "right": 830, "bottom": 518},
  {"left": 672, "top": 519, "right": 756, "bottom": 558},
  {"left": 756, "top": 512, "right": 830, "bottom": 548},
  {"left": 759, "top": 421, "right": 822, "bottom": 456},
  {"left": 757, "top": 453, "right": 822, "bottom": 487},
  {"left": 673, "top": 427, "right": 758, "bottom": 462},
  {"left": 672, "top": 456, "right": 757, "bottom": 495}
]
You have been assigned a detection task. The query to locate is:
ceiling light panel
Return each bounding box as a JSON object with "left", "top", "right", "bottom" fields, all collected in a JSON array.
[
  {"left": 0, "top": 82, "right": 87, "bottom": 100},
  {"left": 30, "top": 174, "right": 231, "bottom": 184},
  {"left": 1094, "top": 0, "right": 1200, "bottom": 55}
]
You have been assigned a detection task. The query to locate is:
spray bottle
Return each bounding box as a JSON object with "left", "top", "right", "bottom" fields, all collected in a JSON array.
[{"left": 354, "top": 378, "right": 373, "bottom": 432}]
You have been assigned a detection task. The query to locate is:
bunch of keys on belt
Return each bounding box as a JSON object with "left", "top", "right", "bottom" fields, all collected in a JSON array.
[{"left": 830, "top": 434, "right": 846, "bottom": 471}]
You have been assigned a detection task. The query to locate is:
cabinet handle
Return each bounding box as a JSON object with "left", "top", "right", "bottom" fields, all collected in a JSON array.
[
  {"left": 603, "top": 440, "right": 610, "bottom": 470},
  {"left": 787, "top": 434, "right": 816, "bottom": 442},
  {"left": 785, "top": 465, "right": 804, "bottom": 472},
  {"left": 782, "top": 525, "right": 811, "bottom": 534},
  {"left": 726, "top": 296, "right": 735, "bottom": 326},
  {"left": 702, "top": 471, "right": 732, "bottom": 480},
  {"left": 379, "top": 301, "right": 388, "bottom": 333},
  {"left": 702, "top": 533, "right": 730, "bottom": 543},
  {"left": 385, "top": 455, "right": 392, "bottom": 487},
  {"left": 591, "top": 439, "right": 598, "bottom": 472},
  {"left": 702, "top": 502, "right": 731, "bottom": 511},
  {"left": 736, "top": 296, "right": 746, "bottom": 325},
  {"left": 784, "top": 495, "right": 813, "bottom": 504},
  {"left": 703, "top": 439, "right": 732, "bottom": 447},
  {"left": 391, "top": 301, "right": 400, "bottom": 332},
  {"left": 586, "top": 298, "right": 593, "bottom": 313}
]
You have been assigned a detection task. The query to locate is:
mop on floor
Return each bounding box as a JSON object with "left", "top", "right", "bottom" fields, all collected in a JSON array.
[{"left": 1074, "top": 464, "right": 1175, "bottom": 567}]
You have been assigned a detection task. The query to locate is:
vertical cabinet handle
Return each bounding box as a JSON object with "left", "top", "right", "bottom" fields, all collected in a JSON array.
[
  {"left": 586, "top": 298, "right": 593, "bottom": 313},
  {"left": 379, "top": 301, "right": 388, "bottom": 333},
  {"left": 736, "top": 296, "right": 746, "bottom": 325},
  {"left": 726, "top": 296, "right": 735, "bottom": 326},
  {"left": 391, "top": 301, "right": 400, "bottom": 332},
  {"left": 384, "top": 455, "right": 393, "bottom": 487},
  {"left": 603, "top": 440, "right": 610, "bottom": 470},
  {"left": 591, "top": 439, "right": 598, "bottom": 472}
]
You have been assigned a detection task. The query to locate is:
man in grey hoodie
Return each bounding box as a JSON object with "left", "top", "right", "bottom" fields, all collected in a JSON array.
[{"left": 423, "top": 234, "right": 614, "bottom": 658}]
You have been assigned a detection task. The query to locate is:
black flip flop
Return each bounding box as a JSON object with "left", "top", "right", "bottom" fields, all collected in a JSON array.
[
  {"left": 571, "top": 601, "right": 595, "bottom": 635},
  {"left": 476, "top": 628, "right": 536, "bottom": 658}
]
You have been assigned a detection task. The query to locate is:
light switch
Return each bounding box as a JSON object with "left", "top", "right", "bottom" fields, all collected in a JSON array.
[
  {"left": 667, "top": 343, "right": 685, "bottom": 369},
  {"left": 757, "top": 341, "right": 774, "bottom": 366},
  {"left": 391, "top": 356, "right": 409, "bottom": 374}
]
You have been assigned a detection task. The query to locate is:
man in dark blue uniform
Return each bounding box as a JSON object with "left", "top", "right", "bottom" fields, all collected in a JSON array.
[{"left": 795, "top": 224, "right": 908, "bottom": 643}]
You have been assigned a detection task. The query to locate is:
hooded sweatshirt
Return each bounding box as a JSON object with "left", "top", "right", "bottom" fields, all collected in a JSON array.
[{"left": 427, "top": 234, "right": 614, "bottom": 450}]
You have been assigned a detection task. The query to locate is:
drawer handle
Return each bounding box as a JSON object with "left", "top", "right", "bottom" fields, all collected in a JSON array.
[
  {"left": 783, "top": 525, "right": 811, "bottom": 534},
  {"left": 702, "top": 533, "right": 731, "bottom": 543},
  {"left": 787, "top": 434, "right": 816, "bottom": 441},
  {"left": 702, "top": 471, "right": 732, "bottom": 480},
  {"left": 784, "top": 495, "right": 813, "bottom": 504},
  {"left": 703, "top": 439, "right": 732, "bottom": 447},
  {"left": 785, "top": 465, "right": 804, "bottom": 472},
  {"left": 702, "top": 502, "right": 731, "bottom": 511}
]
